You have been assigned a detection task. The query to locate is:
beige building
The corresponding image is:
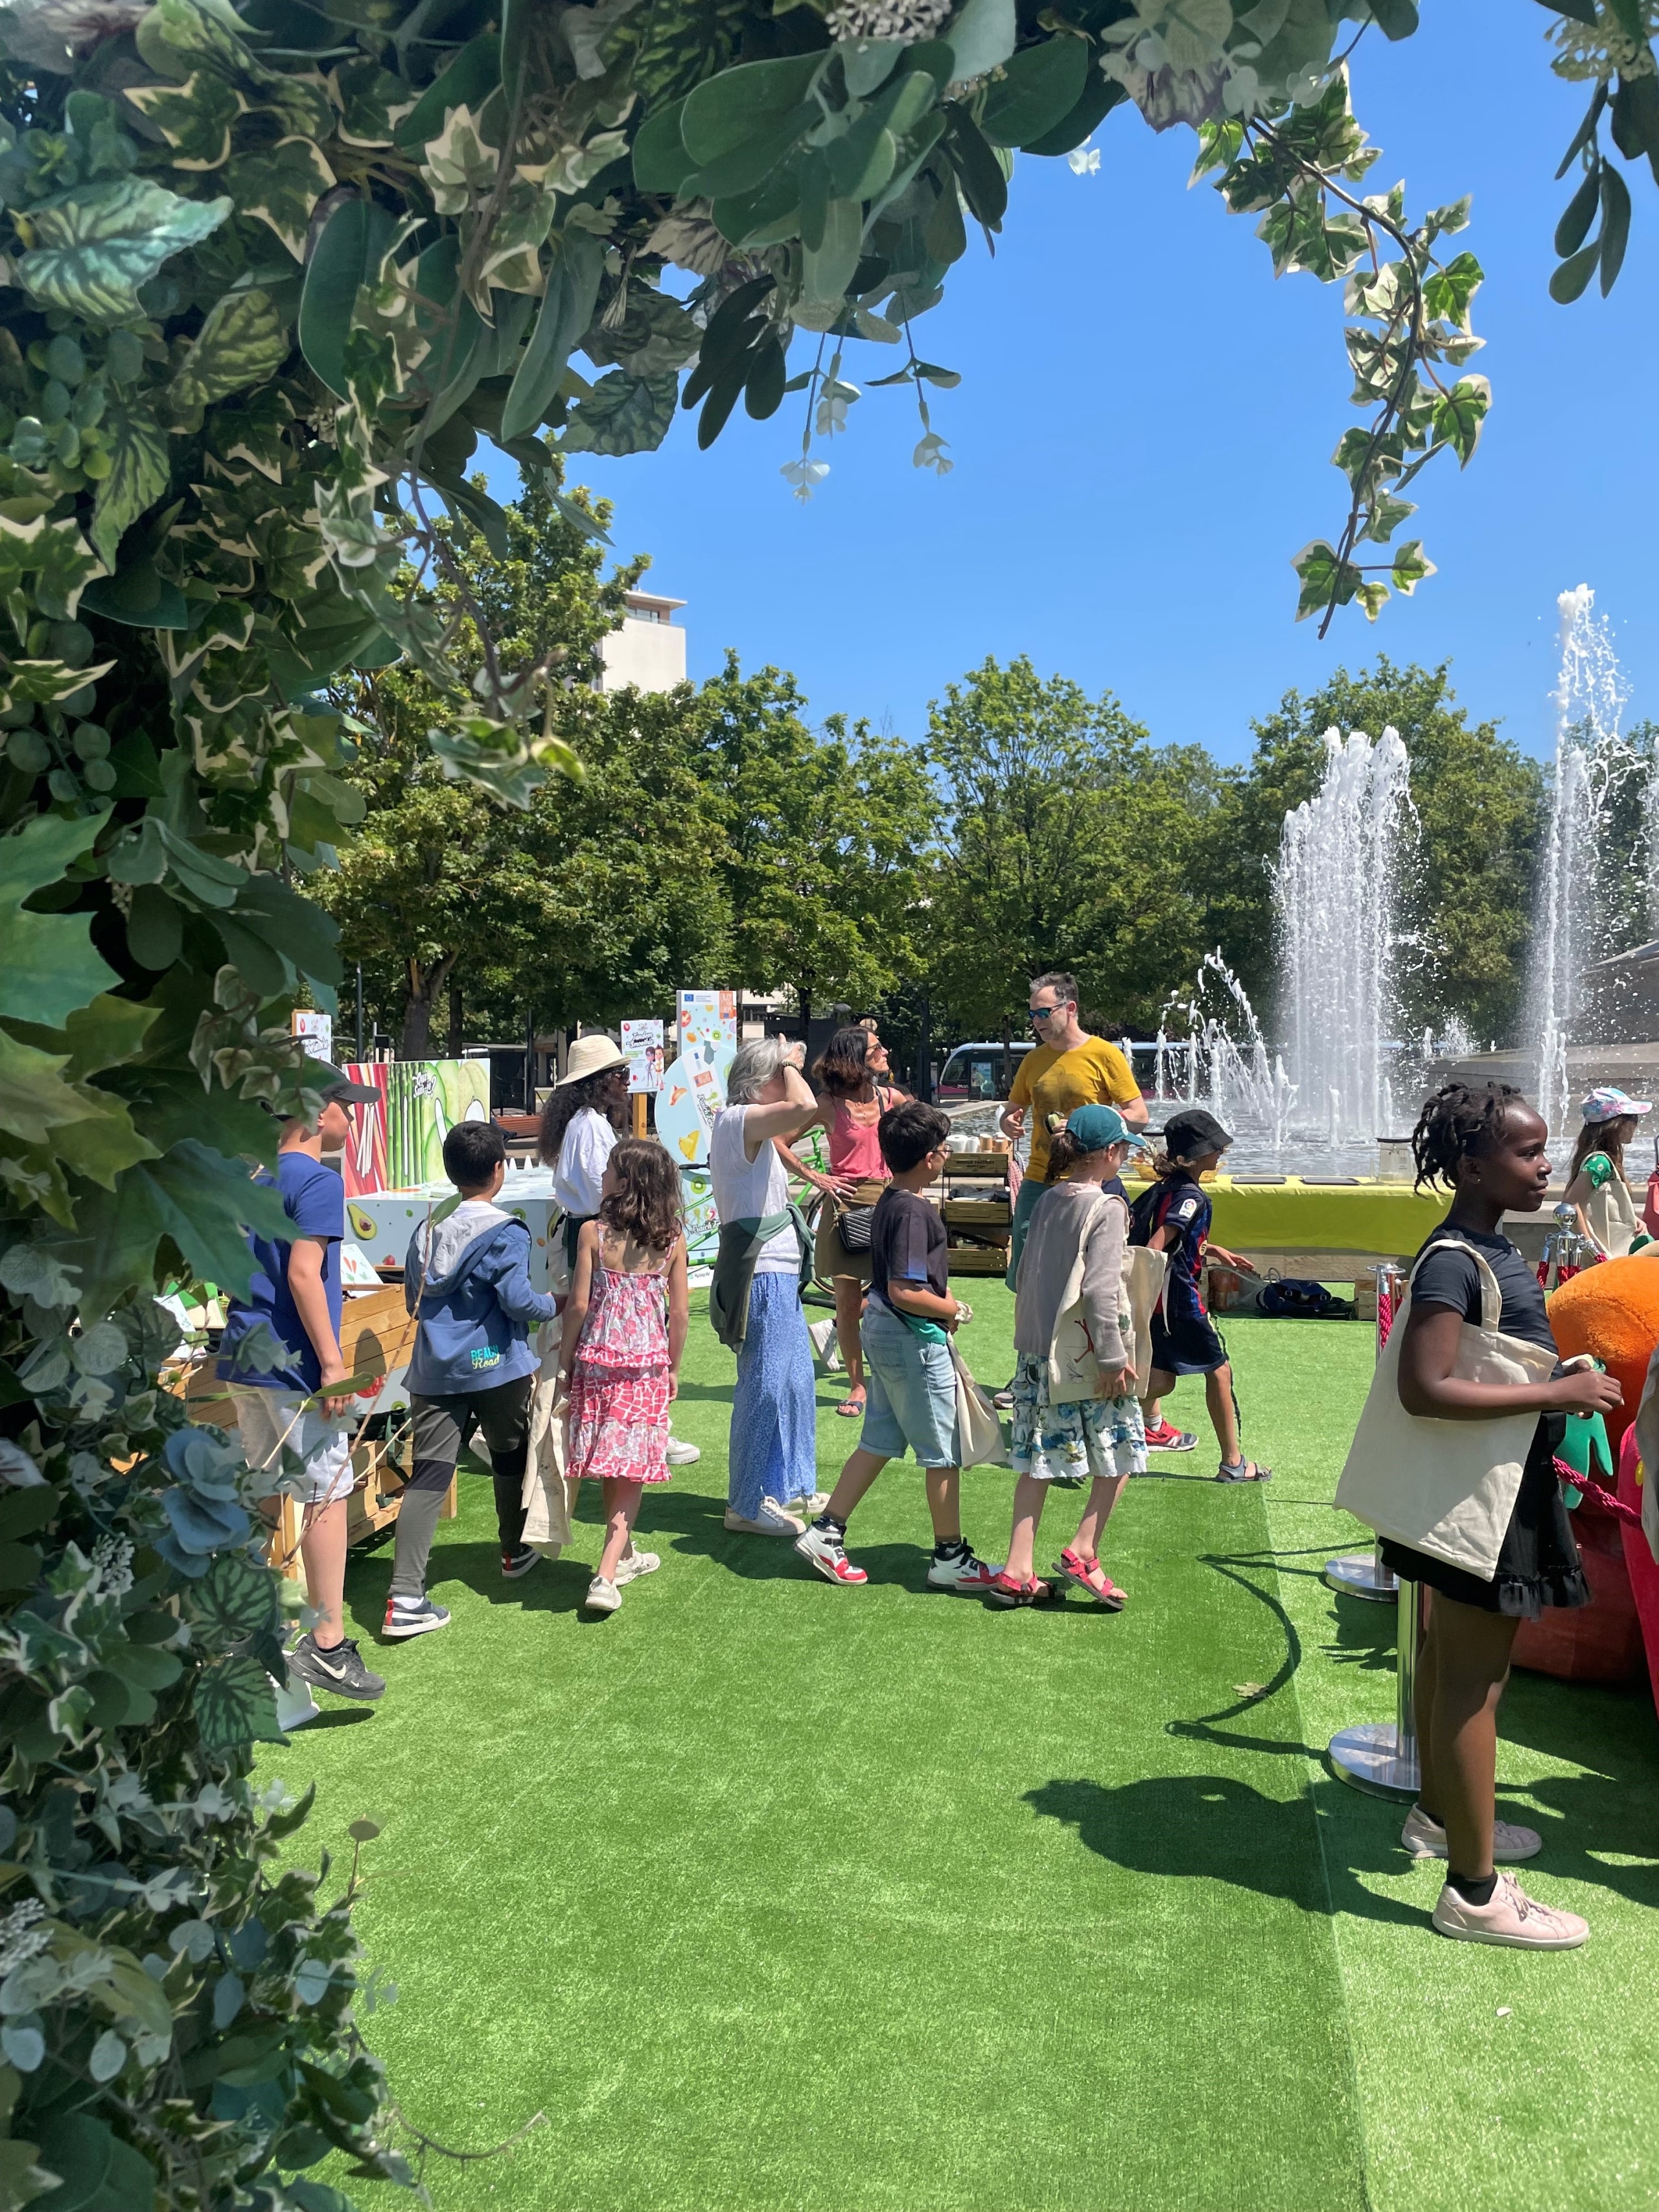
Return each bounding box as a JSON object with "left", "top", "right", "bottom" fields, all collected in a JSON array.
[{"left": 599, "top": 588, "right": 687, "bottom": 693}]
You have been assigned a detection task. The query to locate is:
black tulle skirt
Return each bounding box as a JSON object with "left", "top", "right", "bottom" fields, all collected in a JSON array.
[{"left": 1379, "top": 1415, "right": 1590, "bottom": 1620}]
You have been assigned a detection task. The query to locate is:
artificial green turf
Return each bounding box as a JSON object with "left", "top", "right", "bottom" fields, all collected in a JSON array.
[{"left": 262, "top": 1294, "right": 1659, "bottom": 2212}]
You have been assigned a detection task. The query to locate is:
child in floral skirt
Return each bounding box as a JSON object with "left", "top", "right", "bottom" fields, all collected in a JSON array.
[
  {"left": 992, "top": 1104, "right": 1150, "bottom": 1609},
  {"left": 560, "top": 1139, "right": 688, "bottom": 1614}
]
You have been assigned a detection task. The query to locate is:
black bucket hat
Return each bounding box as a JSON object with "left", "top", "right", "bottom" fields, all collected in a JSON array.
[{"left": 1160, "top": 1107, "right": 1233, "bottom": 1160}]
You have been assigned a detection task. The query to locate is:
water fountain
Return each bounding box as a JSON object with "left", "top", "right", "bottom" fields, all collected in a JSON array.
[
  {"left": 1277, "top": 725, "right": 1414, "bottom": 1152},
  {"left": 1155, "top": 951, "right": 1296, "bottom": 1155},
  {"left": 1529, "top": 584, "right": 1639, "bottom": 1139}
]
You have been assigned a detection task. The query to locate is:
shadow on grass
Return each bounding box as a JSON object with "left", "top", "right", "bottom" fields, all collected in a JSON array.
[{"left": 1025, "top": 1776, "right": 1423, "bottom": 1926}]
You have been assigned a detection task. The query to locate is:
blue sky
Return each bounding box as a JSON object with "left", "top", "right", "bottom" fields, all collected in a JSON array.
[{"left": 485, "top": 2, "right": 1657, "bottom": 768}]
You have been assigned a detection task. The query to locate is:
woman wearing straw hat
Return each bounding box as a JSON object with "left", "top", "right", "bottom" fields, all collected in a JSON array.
[
  {"left": 538, "top": 1036, "right": 702, "bottom": 1473},
  {"left": 539, "top": 1035, "right": 631, "bottom": 1288}
]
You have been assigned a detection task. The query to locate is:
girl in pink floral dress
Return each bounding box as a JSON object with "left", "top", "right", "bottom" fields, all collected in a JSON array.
[{"left": 560, "top": 1139, "right": 688, "bottom": 1614}]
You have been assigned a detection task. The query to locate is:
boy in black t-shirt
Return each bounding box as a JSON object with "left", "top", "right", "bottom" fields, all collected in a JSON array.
[{"left": 795, "top": 1102, "right": 999, "bottom": 1591}]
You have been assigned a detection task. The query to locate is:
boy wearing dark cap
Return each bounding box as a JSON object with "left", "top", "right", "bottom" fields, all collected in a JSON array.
[{"left": 1131, "top": 1108, "right": 1270, "bottom": 1484}]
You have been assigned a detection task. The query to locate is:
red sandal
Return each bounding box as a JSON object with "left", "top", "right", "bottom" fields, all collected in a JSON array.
[
  {"left": 1057, "top": 1547, "right": 1127, "bottom": 1611},
  {"left": 986, "top": 1570, "right": 1052, "bottom": 1608}
]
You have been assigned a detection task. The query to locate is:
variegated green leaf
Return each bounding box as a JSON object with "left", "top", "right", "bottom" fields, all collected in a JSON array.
[
  {"left": 17, "top": 178, "right": 231, "bottom": 321},
  {"left": 123, "top": 71, "right": 246, "bottom": 169},
  {"left": 421, "top": 104, "right": 499, "bottom": 217},
  {"left": 172, "top": 287, "right": 290, "bottom": 408},
  {"left": 90, "top": 397, "right": 170, "bottom": 568},
  {"left": 328, "top": 54, "right": 415, "bottom": 147},
  {"left": 0, "top": 513, "right": 105, "bottom": 622},
  {"left": 226, "top": 135, "right": 335, "bottom": 260},
  {"left": 207, "top": 385, "right": 294, "bottom": 484},
  {"left": 561, "top": 369, "right": 678, "bottom": 457}
]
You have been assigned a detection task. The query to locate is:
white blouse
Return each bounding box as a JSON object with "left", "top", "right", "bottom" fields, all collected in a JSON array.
[{"left": 553, "top": 1107, "right": 616, "bottom": 1217}]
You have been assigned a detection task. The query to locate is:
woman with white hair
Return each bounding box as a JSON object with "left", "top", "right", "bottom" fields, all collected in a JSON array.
[{"left": 710, "top": 1036, "right": 824, "bottom": 1535}]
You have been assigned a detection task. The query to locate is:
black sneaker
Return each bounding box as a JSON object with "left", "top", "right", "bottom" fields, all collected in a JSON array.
[
  {"left": 502, "top": 1545, "right": 540, "bottom": 1580},
  {"left": 288, "top": 1633, "right": 386, "bottom": 1702}
]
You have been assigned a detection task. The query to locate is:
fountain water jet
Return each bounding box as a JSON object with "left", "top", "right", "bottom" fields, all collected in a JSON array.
[{"left": 1276, "top": 726, "right": 1414, "bottom": 1149}]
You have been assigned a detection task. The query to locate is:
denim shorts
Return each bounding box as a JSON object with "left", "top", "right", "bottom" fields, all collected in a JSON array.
[{"left": 859, "top": 1298, "right": 958, "bottom": 1468}]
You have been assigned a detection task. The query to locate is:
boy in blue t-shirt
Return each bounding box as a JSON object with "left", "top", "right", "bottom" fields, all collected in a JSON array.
[{"left": 219, "top": 1066, "right": 384, "bottom": 1704}]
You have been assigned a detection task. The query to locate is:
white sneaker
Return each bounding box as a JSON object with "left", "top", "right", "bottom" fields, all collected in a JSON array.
[
  {"left": 1431, "top": 1869, "right": 1588, "bottom": 1949},
  {"left": 614, "top": 1548, "right": 660, "bottom": 1587},
  {"left": 1402, "top": 1803, "right": 1542, "bottom": 1863},
  {"left": 802, "top": 1491, "right": 831, "bottom": 1514},
  {"left": 664, "top": 1436, "right": 701, "bottom": 1466},
  {"left": 723, "top": 1499, "right": 805, "bottom": 1537},
  {"left": 585, "top": 1576, "right": 621, "bottom": 1613},
  {"left": 926, "top": 1544, "right": 1002, "bottom": 1592},
  {"left": 794, "top": 1523, "right": 868, "bottom": 1585}
]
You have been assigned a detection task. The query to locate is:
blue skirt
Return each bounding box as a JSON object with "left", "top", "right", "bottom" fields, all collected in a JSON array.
[{"left": 728, "top": 1272, "right": 818, "bottom": 1517}]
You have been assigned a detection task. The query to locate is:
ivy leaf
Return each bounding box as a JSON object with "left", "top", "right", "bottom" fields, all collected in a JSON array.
[
  {"left": 0, "top": 806, "right": 120, "bottom": 1027},
  {"left": 561, "top": 369, "right": 678, "bottom": 456},
  {"left": 227, "top": 136, "right": 336, "bottom": 261},
  {"left": 194, "top": 1649, "right": 283, "bottom": 1752},
  {"left": 1421, "top": 249, "right": 1482, "bottom": 332},
  {"left": 17, "top": 178, "right": 231, "bottom": 322},
  {"left": 1290, "top": 537, "right": 1359, "bottom": 622},
  {"left": 329, "top": 56, "right": 415, "bottom": 148},
  {"left": 1390, "top": 539, "right": 1435, "bottom": 595},
  {"left": 124, "top": 70, "right": 246, "bottom": 169},
  {"left": 1430, "top": 374, "right": 1490, "bottom": 463},
  {"left": 89, "top": 396, "right": 169, "bottom": 569},
  {"left": 0, "top": 1027, "right": 89, "bottom": 1144}
]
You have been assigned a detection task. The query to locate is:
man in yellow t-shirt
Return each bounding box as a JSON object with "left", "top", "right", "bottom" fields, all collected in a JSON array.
[{"left": 999, "top": 972, "right": 1147, "bottom": 1292}]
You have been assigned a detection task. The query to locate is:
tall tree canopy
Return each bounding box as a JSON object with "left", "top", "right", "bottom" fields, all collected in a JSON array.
[{"left": 925, "top": 655, "right": 1225, "bottom": 1038}]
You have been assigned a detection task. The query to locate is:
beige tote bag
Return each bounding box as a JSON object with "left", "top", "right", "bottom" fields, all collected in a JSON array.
[
  {"left": 1333, "top": 1237, "right": 1557, "bottom": 1581},
  {"left": 520, "top": 1323, "right": 572, "bottom": 1556},
  {"left": 951, "top": 1344, "right": 1008, "bottom": 1470},
  {"left": 1048, "top": 1193, "right": 1165, "bottom": 1406}
]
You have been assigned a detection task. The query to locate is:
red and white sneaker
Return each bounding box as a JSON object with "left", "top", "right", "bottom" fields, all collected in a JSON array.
[
  {"left": 1144, "top": 1419, "right": 1198, "bottom": 1453},
  {"left": 927, "top": 1544, "right": 1002, "bottom": 1592},
  {"left": 794, "top": 1523, "right": 868, "bottom": 1585}
]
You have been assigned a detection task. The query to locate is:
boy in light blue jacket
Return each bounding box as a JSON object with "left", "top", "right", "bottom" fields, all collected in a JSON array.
[{"left": 384, "top": 1119, "right": 559, "bottom": 1640}]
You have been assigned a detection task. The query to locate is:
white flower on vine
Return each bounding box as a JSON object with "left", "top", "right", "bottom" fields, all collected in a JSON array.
[
  {"left": 1067, "top": 143, "right": 1101, "bottom": 176},
  {"left": 913, "top": 430, "right": 952, "bottom": 476},
  {"left": 815, "top": 379, "right": 859, "bottom": 436},
  {"left": 89, "top": 1532, "right": 133, "bottom": 1598},
  {"left": 826, "top": 0, "right": 950, "bottom": 43},
  {"left": 780, "top": 458, "right": 830, "bottom": 502},
  {"left": 0, "top": 1900, "right": 49, "bottom": 1974}
]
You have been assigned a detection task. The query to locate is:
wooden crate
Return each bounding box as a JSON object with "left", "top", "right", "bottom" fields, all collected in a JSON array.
[
  {"left": 942, "top": 1154, "right": 1012, "bottom": 1182},
  {"left": 948, "top": 1246, "right": 1012, "bottom": 1275},
  {"left": 942, "top": 1198, "right": 1012, "bottom": 1231}
]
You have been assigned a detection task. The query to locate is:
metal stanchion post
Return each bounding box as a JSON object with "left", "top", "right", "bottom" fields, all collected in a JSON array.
[{"left": 1328, "top": 1576, "right": 1424, "bottom": 1797}]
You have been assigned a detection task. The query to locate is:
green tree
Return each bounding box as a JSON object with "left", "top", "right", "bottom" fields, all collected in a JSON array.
[
  {"left": 320, "top": 478, "right": 739, "bottom": 1054},
  {"left": 926, "top": 655, "right": 1224, "bottom": 1039},
  {"left": 1207, "top": 658, "right": 1546, "bottom": 1046},
  {"left": 690, "top": 654, "right": 937, "bottom": 1027}
]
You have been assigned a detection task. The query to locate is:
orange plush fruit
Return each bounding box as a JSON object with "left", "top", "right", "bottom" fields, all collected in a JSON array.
[{"left": 1547, "top": 1255, "right": 1659, "bottom": 1447}]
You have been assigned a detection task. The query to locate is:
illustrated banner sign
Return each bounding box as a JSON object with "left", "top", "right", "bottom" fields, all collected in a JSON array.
[
  {"left": 292, "top": 1007, "right": 332, "bottom": 1067},
  {"left": 341, "top": 1060, "right": 490, "bottom": 1192},
  {"left": 623, "top": 1018, "right": 665, "bottom": 1095},
  {"left": 660, "top": 990, "right": 737, "bottom": 1168},
  {"left": 675, "top": 990, "right": 736, "bottom": 1056}
]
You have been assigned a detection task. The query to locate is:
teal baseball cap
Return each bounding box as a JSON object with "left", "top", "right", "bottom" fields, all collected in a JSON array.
[{"left": 1065, "top": 1103, "right": 1148, "bottom": 1154}]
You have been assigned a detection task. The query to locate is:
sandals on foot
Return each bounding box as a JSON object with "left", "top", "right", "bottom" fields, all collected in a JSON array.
[
  {"left": 1216, "top": 1460, "right": 1272, "bottom": 1483},
  {"left": 1056, "top": 1547, "right": 1127, "bottom": 1610},
  {"left": 986, "top": 1570, "right": 1052, "bottom": 1609},
  {"left": 834, "top": 1391, "right": 866, "bottom": 1418}
]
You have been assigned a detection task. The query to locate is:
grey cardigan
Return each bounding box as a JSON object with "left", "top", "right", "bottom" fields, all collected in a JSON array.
[{"left": 1012, "top": 1181, "right": 1130, "bottom": 1370}]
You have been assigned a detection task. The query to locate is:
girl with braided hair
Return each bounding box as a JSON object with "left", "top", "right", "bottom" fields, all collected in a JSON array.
[{"left": 1389, "top": 1081, "right": 1621, "bottom": 1949}]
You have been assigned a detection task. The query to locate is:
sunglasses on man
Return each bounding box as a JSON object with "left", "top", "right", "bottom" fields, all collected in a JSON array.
[{"left": 1027, "top": 1003, "right": 1071, "bottom": 1027}]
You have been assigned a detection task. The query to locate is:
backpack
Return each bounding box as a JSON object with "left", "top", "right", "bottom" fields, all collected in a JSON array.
[
  {"left": 1127, "top": 1179, "right": 1170, "bottom": 1249},
  {"left": 1256, "top": 1276, "right": 1343, "bottom": 1319}
]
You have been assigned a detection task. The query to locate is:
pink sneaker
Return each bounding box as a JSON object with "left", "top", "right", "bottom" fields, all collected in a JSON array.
[{"left": 1431, "top": 1870, "right": 1588, "bottom": 1950}]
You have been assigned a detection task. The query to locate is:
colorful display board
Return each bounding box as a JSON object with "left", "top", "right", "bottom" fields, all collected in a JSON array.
[
  {"left": 623, "top": 1018, "right": 665, "bottom": 1095},
  {"left": 340, "top": 1059, "right": 491, "bottom": 1194}
]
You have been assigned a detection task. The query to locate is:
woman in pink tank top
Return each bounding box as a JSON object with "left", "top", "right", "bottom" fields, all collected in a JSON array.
[{"left": 784, "top": 1025, "right": 899, "bottom": 1418}]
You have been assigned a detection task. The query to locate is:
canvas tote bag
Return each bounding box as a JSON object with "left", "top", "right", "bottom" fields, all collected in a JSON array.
[
  {"left": 520, "top": 1322, "right": 572, "bottom": 1556},
  {"left": 951, "top": 1344, "right": 1008, "bottom": 1469},
  {"left": 1333, "top": 1237, "right": 1558, "bottom": 1581},
  {"left": 1048, "top": 1193, "right": 1166, "bottom": 1406}
]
